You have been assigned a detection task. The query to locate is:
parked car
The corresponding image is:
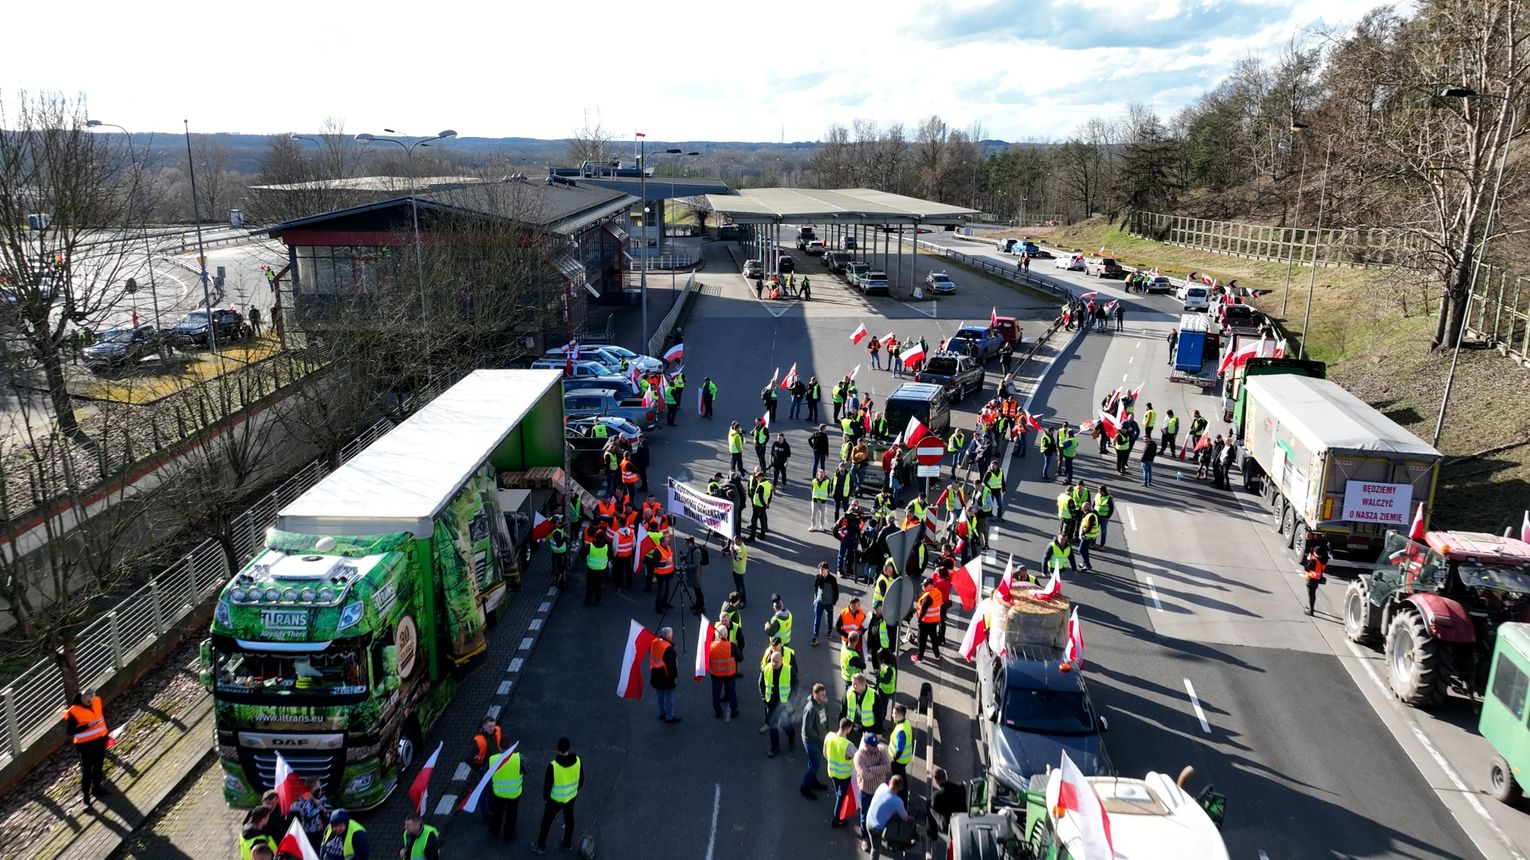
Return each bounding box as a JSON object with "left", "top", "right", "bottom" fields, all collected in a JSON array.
[
  {"left": 925, "top": 271, "right": 957, "bottom": 295},
  {"left": 843, "top": 235, "right": 858, "bottom": 250},
  {"left": 858, "top": 270, "right": 890, "bottom": 295},
  {"left": 168, "top": 308, "right": 244, "bottom": 347},
  {"left": 566, "top": 416, "right": 643, "bottom": 443},
  {"left": 914, "top": 351, "right": 984, "bottom": 401},
  {"left": 563, "top": 388, "right": 657, "bottom": 430},
  {"left": 794, "top": 227, "right": 818, "bottom": 250},
  {"left": 804, "top": 240, "right": 826, "bottom": 256},
  {"left": 824, "top": 251, "right": 854, "bottom": 274},
  {"left": 1054, "top": 254, "right": 1086, "bottom": 272},
  {"left": 844, "top": 262, "right": 870, "bottom": 286},
  {"left": 562, "top": 375, "right": 643, "bottom": 400},
  {"left": 82, "top": 325, "right": 161, "bottom": 372},
  {"left": 1021, "top": 241, "right": 1053, "bottom": 259},
  {"left": 530, "top": 358, "right": 619, "bottom": 378},
  {"left": 947, "top": 325, "right": 1005, "bottom": 362},
  {"left": 996, "top": 237, "right": 1020, "bottom": 253},
  {"left": 1182, "top": 285, "right": 1210, "bottom": 311},
  {"left": 776, "top": 255, "right": 796, "bottom": 274},
  {"left": 544, "top": 344, "right": 662, "bottom": 374},
  {"left": 1085, "top": 257, "right": 1125, "bottom": 279},
  {"left": 742, "top": 259, "right": 765, "bottom": 279},
  {"left": 977, "top": 645, "right": 1112, "bottom": 799},
  {"left": 1145, "top": 275, "right": 1174, "bottom": 294}
]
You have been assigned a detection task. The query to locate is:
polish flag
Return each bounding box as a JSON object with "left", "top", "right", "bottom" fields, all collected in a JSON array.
[
  {"left": 769, "top": 367, "right": 779, "bottom": 389},
  {"left": 1025, "top": 412, "right": 1042, "bottom": 431},
  {"left": 273, "top": 752, "right": 307, "bottom": 815},
  {"left": 900, "top": 416, "right": 931, "bottom": 446},
  {"left": 408, "top": 740, "right": 444, "bottom": 815},
  {"left": 1066, "top": 609, "right": 1085, "bottom": 669},
  {"left": 663, "top": 342, "right": 684, "bottom": 363},
  {"left": 459, "top": 742, "right": 520, "bottom": 814},
  {"left": 781, "top": 363, "right": 798, "bottom": 389},
  {"left": 950, "top": 557, "right": 981, "bottom": 611},
  {"left": 531, "top": 512, "right": 556, "bottom": 541},
  {"left": 1521, "top": 511, "right": 1530, "bottom": 543},
  {"left": 880, "top": 331, "right": 897, "bottom": 346},
  {"left": 1078, "top": 291, "right": 1098, "bottom": 300},
  {"left": 693, "top": 614, "right": 716, "bottom": 681},
  {"left": 696, "top": 386, "right": 705, "bottom": 415},
  {"left": 762, "top": 410, "right": 771, "bottom": 429},
  {"left": 1097, "top": 402, "right": 1127, "bottom": 440},
  {"left": 901, "top": 342, "right": 927, "bottom": 368},
  {"left": 847, "top": 364, "right": 861, "bottom": 383},
  {"left": 635, "top": 131, "right": 647, "bottom": 138},
  {"left": 1047, "top": 753, "right": 1115, "bottom": 860},
  {"left": 1409, "top": 502, "right": 1427, "bottom": 541},
  {"left": 1104, "top": 300, "right": 1119, "bottom": 315},
  {"left": 1033, "top": 572, "right": 1061, "bottom": 601},
  {"left": 1218, "top": 338, "right": 1264, "bottom": 374},
  {"left": 1128, "top": 381, "right": 1144, "bottom": 401},
  {"left": 618, "top": 620, "right": 658, "bottom": 699},
  {"left": 1200, "top": 272, "right": 1216, "bottom": 286},
  {"left": 995, "top": 556, "right": 1016, "bottom": 602},
  {"left": 838, "top": 777, "right": 860, "bottom": 820},
  {"left": 851, "top": 323, "right": 870, "bottom": 345},
  {"left": 934, "top": 485, "right": 951, "bottom": 508},
  {"left": 278, "top": 819, "right": 321, "bottom": 860},
  {"left": 990, "top": 306, "right": 1000, "bottom": 327},
  {"left": 959, "top": 598, "right": 992, "bottom": 662}
]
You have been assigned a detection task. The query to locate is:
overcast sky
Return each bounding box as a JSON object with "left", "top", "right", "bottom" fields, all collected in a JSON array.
[{"left": 5, "top": 0, "right": 1391, "bottom": 144}]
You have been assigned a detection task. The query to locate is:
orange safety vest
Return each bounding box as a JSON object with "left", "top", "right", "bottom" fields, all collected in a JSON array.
[
  {"left": 654, "top": 545, "right": 675, "bottom": 576},
  {"left": 66, "top": 696, "right": 108, "bottom": 744},
  {"left": 708, "top": 639, "right": 737, "bottom": 677},
  {"left": 840, "top": 607, "right": 866, "bottom": 641},
  {"left": 621, "top": 458, "right": 639, "bottom": 485},
  {"left": 1305, "top": 556, "right": 1327, "bottom": 580},
  {"left": 642, "top": 502, "right": 662, "bottom": 522},
  {"left": 649, "top": 638, "right": 672, "bottom": 670},
  {"left": 596, "top": 499, "right": 617, "bottom": 520},
  {"left": 472, "top": 725, "right": 503, "bottom": 765},
  {"left": 919, "top": 587, "right": 945, "bottom": 624},
  {"left": 613, "top": 527, "right": 635, "bottom": 556}
]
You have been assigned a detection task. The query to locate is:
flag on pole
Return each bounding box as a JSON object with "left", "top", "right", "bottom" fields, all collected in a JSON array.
[
  {"left": 838, "top": 776, "right": 861, "bottom": 820},
  {"left": 693, "top": 614, "right": 716, "bottom": 681},
  {"left": 663, "top": 342, "right": 684, "bottom": 363},
  {"left": 1047, "top": 752, "right": 1115, "bottom": 860},
  {"left": 278, "top": 820, "right": 321, "bottom": 860},
  {"left": 950, "top": 557, "right": 981, "bottom": 611},
  {"left": 1034, "top": 572, "right": 1061, "bottom": 601},
  {"left": 901, "top": 342, "right": 927, "bottom": 368},
  {"left": 991, "top": 306, "right": 1000, "bottom": 327},
  {"left": 847, "top": 364, "right": 861, "bottom": 383},
  {"left": 880, "top": 331, "right": 897, "bottom": 346},
  {"left": 459, "top": 742, "right": 519, "bottom": 813},
  {"left": 635, "top": 131, "right": 647, "bottom": 138},
  {"left": 697, "top": 386, "right": 705, "bottom": 415},
  {"left": 1409, "top": 502, "right": 1427, "bottom": 541},
  {"left": 959, "top": 598, "right": 992, "bottom": 662},
  {"left": 995, "top": 555, "right": 1016, "bottom": 602},
  {"left": 1025, "top": 412, "right": 1042, "bottom": 431},
  {"left": 274, "top": 752, "right": 307, "bottom": 815},
  {"left": 618, "top": 620, "right": 658, "bottom": 699},
  {"left": 781, "top": 363, "right": 798, "bottom": 390},
  {"left": 1078, "top": 291, "right": 1098, "bottom": 300},
  {"left": 851, "top": 323, "right": 870, "bottom": 345},
  {"left": 531, "top": 512, "right": 556, "bottom": 541},
  {"left": 1066, "top": 609, "right": 1085, "bottom": 669},
  {"left": 1128, "top": 381, "right": 1144, "bottom": 401},
  {"left": 900, "top": 416, "right": 931, "bottom": 446},
  {"left": 762, "top": 411, "right": 771, "bottom": 429},
  {"left": 408, "top": 741, "right": 444, "bottom": 815}
]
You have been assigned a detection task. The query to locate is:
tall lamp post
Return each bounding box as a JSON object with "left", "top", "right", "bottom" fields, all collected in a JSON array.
[
  {"left": 1432, "top": 87, "right": 1518, "bottom": 447},
  {"left": 1299, "top": 134, "right": 1333, "bottom": 360},
  {"left": 1280, "top": 124, "right": 1310, "bottom": 318},
  {"left": 182, "top": 120, "right": 221, "bottom": 354},
  {"left": 86, "top": 119, "right": 167, "bottom": 362},
  {"left": 355, "top": 129, "right": 457, "bottom": 322}
]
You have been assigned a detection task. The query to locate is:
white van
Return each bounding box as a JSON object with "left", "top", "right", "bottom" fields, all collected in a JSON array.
[{"left": 1182, "top": 285, "right": 1210, "bottom": 311}]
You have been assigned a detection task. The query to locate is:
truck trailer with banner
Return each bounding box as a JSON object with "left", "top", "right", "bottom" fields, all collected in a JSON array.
[
  {"left": 1238, "top": 373, "right": 1442, "bottom": 564},
  {"left": 203, "top": 369, "right": 565, "bottom": 809}
]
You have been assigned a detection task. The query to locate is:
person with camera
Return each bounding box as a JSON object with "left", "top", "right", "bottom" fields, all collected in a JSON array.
[{"left": 677, "top": 535, "right": 707, "bottom": 616}]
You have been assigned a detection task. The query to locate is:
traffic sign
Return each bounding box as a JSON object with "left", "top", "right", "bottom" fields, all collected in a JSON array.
[{"left": 915, "top": 436, "right": 945, "bottom": 465}]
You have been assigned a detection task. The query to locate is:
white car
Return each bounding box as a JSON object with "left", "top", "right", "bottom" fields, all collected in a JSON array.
[
  {"left": 1182, "top": 285, "right": 1210, "bottom": 311},
  {"left": 1145, "top": 275, "right": 1173, "bottom": 294},
  {"left": 1055, "top": 254, "right": 1086, "bottom": 272}
]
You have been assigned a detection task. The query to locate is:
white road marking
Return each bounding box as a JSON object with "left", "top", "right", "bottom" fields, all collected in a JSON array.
[
  {"left": 1259, "top": 852, "right": 1270, "bottom": 860},
  {"left": 1128, "top": 356, "right": 1135, "bottom": 364},
  {"left": 546, "top": 586, "right": 559, "bottom": 599},
  {"left": 1184, "top": 679, "right": 1212, "bottom": 733},
  {"left": 485, "top": 704, "right": 501, "bottom": 720},
  {"left": 435, "top": 795, "right": 457, "bottom": 816},
  {"left": 1126, "top": 506, "right": 1138, "bottom": 531},
  {"left": 705, "top": 783, "right": 722, "bottom": 860},
  {"left": 497, "top": 680, "right": 512, "bottom": 696},
  {"left": 452, "top": 763, "right": 470, "bottom": 782},
  {"left": 519, "top": 636, "right": 534, "bottom": 651},
  {"left": 1144, "top": 577, "right": 1164, "bottom": 612},
  {"left": 538, "top": 601, "right": 552, "bottom": 613},
  {"left": 529, "top": 618, "right": 543, "bottom": 631},
  {"left": 1122, "top": 372, "right": 1129, "bottom": 382},
  {"left": 509, "top": 657, "right": 524, "bottom": 673},
  {"left": 1344, "top": 642, "right": 1529, "bottom": 860}
]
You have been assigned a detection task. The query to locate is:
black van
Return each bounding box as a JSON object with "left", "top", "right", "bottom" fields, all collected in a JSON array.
[{"left": 884, "top": 382, "right": 951, "bottom": 439}]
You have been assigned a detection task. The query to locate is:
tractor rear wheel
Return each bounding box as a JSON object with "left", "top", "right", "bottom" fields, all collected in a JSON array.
[
  {"left": 1344, "top": 579, "right": 1379, "bottom": 646},
  {"left": 1385, "top": 609, "right": 1451, "bottom": 708},
  {"left": 1491, "top": 754, "right": 1522, "bottom": 804}
]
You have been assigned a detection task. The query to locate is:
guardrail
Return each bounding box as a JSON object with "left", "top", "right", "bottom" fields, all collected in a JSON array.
[
  {"left": 647, "top": 274, "right": 699, "bottom": 357},
  {"left": 1126, "top": 209, "right": 1424, "bottom": 269},
  {"left": 626, "top": 248, "right": 701, "bottom": 270},
  {"left": 152, "top": 227, "right": 270, "bottom": 256},
  {"left": 909, "top": 240, "right": 1074, "bottom": 301},
  {"left": 0, "top": 371, "right": 460, "bottom": 768},
  {"left": 1467, "top": 261, "right": 1530, "bottom": 367}
]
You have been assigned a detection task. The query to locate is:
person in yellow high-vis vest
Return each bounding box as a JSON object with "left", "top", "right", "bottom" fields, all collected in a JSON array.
[
  {"left": 531, "top": 737, "right": 585, "bottom": 855},
  {"left": 319, "top": 809, "right": 368, "bottom": 860},
  {"left": 486, "top": 744, "right": 524, "bottom": 842},
  {"left": 402, "top": 812, "right": 442, "bottom": 859},
  {"left": 889, "top": 704, "right": 915, "bottom": 799}
]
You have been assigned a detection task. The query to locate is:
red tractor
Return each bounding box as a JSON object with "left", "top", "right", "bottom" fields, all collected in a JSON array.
[{"left": 1345, "top": 529, "right": 1530, "bottom": 708}]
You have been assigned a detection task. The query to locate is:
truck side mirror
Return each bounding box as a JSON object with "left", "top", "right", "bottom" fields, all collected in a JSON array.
[{"left": 198, "top": 639, "right": 213, "bottom": 691}]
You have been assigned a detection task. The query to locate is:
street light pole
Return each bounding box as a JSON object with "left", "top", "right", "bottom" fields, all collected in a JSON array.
[
  {"left": 638, "top": 134, "right": 648, "bottom": 349},
  {"left": 1299, "top": 136, "right": 1333, "bottom": 360},
  {"left": 183, "top": 120, "right": 218, "bottom": 355},
  {"left": 355, "top": 130, "right": 458, "bottom": 324},
  {"left": 1280, "top": 127, "right": 1309, "bottom": 318},
  {"left": 1433, "top": 90, "right": 1518, "bottom": 447},
  {"left": 87, "top": 120, "right": 167, "bottom": 362}
]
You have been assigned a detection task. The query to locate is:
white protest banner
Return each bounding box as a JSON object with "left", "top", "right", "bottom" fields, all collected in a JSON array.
[
  {"left": 667, "top": 478, "right": 735, "bottom": 539},
  {"left": 1341, "top": 480, "right": 1413, "bottom": 526}
]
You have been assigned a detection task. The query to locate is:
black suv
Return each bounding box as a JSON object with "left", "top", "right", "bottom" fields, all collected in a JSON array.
[
  {"left": 977, "top": 645, "right": 1111, "bottom": 801},
  {"left": 168, "top": 308, "right": 245, "bottom": 347},
  {"left": 914, "top": 351, "right": 984, "bottom": 402},
  {"left": 82, "top": 325, "right": 162, "bottom": 372}
]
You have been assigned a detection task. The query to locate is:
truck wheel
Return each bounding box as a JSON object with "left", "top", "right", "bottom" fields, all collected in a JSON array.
[
  {"left": 1385, "top": 609, "right": 1451, "bottom": 708},
  {"left": 1292, "top": 523, "right": 1310, "bottom": 563},
  {"left": 1491, "top": 755, "right": 1523, "bottom": 804},
  {"left": 1272, "top": 496, "right": 1286, "bottom": 535},
  {"left": 1344, "top": 578, "right": 1379, "bottom": 646}
]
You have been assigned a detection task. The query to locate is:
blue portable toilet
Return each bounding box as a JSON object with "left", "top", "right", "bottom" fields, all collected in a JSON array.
[{"left": 1175, "top": 313, "right": 1211, "bottom": 373}]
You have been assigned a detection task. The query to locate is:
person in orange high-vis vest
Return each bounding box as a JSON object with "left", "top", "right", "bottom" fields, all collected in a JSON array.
[
  {"left": 611, "top": 523, "right": 637, "bottom": 592},
  {"left": 708, "top": 621, "right": 742, "bottom": 720},
  {"left": 911, "top": 580, "right": 945, "bottom": 664},
  {"left": 651, "top": 542, "right": 676, "bottom": 613},
  {"left": 836, "top": 598, "right": 867, "bottom": 647},
  {"left": 64, "top": 688, "right": 110, "bottom": 805},
  {"left": 649, "top": 627, "right": 680, "bottom": 723},
  {"left": 469, "top": 717, "right": 503, "bottom": 767}
]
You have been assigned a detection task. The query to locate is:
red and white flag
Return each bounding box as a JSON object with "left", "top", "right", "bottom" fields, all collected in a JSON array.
[
  {"left": 851, "top": 323, "right": 870, "bottom": 345},
  {"left": 901, "top": 342, "right": 927, "bottom": 368},
  {"left": 1521, "top": 510, "right": 1530, "bottom": 543},
  {"left": 959, "top": 598, "right": 991, "bottom": 662},
  {"left": 1096, "top": 401, "right": 1127, "bottom": 440},
  {"left": 273, "top": 751, "right": 307, "bottom": 815},
  {"left": 663, "top": 342, "right": 684, "bottom": 363},
  {"left": 1066, "top": 608, "right": 1085, "bottom": 669},
  {"left": 995, "top": 555, "right": 1016, "bottom": 602},
  {"left": 880, "top": 331, "right": 897, "bottom": 346},
  {"left": 618, "top": 620, "right": 658, "bottom": 699},
  {"left": 635, "top": 131, "right": 647, "bottom": 138},
  {"left": 278, "top": 819, "right": 321, "bottom": 860},
  {"left": 1025, "top": 412, "right": 1042, "bottom": 431},
  {"left": 531, "top": 512, "right": 556, "bottom": 541},
  {"left": 693, "top": 614, "right": 716, "bottom": 681},
  {"left": 1034, "top": 571, "right": 1061, "bottom": 601},
  {"left": 900, "top": 416, "right": 931, "bottom": 446},
  {"left": 990, "top": 306, "right": 999, "bottom": 327},
  {"left": 408, "top": 740, "right": 444, "bottom": 815},
  {"left": 1047, "top": 753, "right": 1114, "bottom": 860},
  {"left": 847, "top": 364, "right": 861, "bottom": 383},
  {"left": 950, "top": 557, "right": 981, "bottom": 611},
  {"left": 781, "top": 363, "right": 798, "bottom": 390},
  {"left": 1200, "top": 272, "right": 1216, "bottom": 286},
  {"left": 1409, "top": 502, "right": 1427, "bottom": 541},
  {"left": 1078, "top": 291, "right": 1098, "bottom": 300},
  {"left": 838, "top": 776, "right": 860, "bottom": 820},
  {"left": 641, "top": 387, "right": 655, "bottom": 409},
  {"left": 459, "top": 742, "right": 519, "bottom": 813},
  {"left": 1128, "top": 381, "right": 1144, "bottom": 401},
  {"left": 762, "top": 410, "right": 771, "bottom": 429}
]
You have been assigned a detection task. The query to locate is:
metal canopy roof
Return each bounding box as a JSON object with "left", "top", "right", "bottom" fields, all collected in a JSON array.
[{"left": 705, "top": 187, "right": 980, "bottom": 224}]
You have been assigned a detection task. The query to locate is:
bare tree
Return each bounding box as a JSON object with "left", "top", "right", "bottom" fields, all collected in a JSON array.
[
  {"left": 568, "top": 108, "right": 615, "bottom": 167},
  {"left": 914, "top": 115, "right": 950, "bottom": 200},
  {"left": 680, "top": 195, "right": 714, "bottom": 233}
]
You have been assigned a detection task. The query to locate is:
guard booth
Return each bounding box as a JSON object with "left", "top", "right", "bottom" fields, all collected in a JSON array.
[{"left": 1174, "top": 313, "right": 1216, "bottom": 374}]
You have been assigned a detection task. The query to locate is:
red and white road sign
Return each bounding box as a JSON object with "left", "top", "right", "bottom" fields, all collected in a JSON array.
[{"left": 915, "top": 436, "right": 946, "bottom": 465}]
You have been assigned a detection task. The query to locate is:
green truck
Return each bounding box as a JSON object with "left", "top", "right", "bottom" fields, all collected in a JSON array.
[
  {"left": 1483, "top": 622, "right": 1530, "bottom": 803},
  {"left": 203, "top": 369, "right": 565, "bottom": 809},
  {"left": 1219, "top": 354, "right": 1325, "bottom": 427}
]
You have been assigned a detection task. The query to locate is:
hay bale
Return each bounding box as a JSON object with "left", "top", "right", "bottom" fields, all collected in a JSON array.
[{"left": 1000, "top": 593, "right": 1070, "bottom": 651}]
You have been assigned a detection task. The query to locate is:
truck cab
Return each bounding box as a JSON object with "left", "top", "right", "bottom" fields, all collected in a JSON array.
[
  {"left": 991, "top": 315, "right": 1022, "bottom": 346},
  {"left": 914, "top": 351, "right": 984, "bottom": 402},
  {"left": 1482, "top": 622, "right": 1530, "bottom": 803},
  {"left": 1170, "top": 313, "right": 1220, "bottom": 389},
  {"left": 794, "top": 226, "right": 818, "bottom": 250},
  {"left": 885, "top": 382, "right": 951, "bottom": 439}
]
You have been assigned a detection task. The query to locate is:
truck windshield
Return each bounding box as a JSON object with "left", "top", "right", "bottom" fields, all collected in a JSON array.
[
  {"left": 1002, "top": 686, "right": 1093, "bottom": 735},
  {"left": 214, "top": 639, "right": 370, "bottom": 702},
  {"left": 1458, "top": 562, "right": 1530, "bottom": 596}
]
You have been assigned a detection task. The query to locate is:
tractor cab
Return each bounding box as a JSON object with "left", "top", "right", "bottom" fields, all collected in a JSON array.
[{"left": 1417, "top": 531, "right": 1530, "bottom": 616}]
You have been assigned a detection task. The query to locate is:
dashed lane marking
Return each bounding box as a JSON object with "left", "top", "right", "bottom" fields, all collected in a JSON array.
[
  {"left": 435, "top": 795, "right": 457, "bottom": 816},
  {"left": 509, "top": 657, "right": 524, "bottom": 673},
  {"left": 1126, "top": 506, "right": 1138, "bottom": 531},
  {"left": 485, "top": 704, "right": 501, "bottom": 720},
  {"left": 1184, "top": 679, "right": 1212, "bottom": 733},
  {"left": 704, "top": 783, "right": 722, "bottom": 860},
  {"left": 1144, "top": 577, "right": 1164, "bottom": 612},
  {"left": 529, "top": 618, "right": 543, "bottom": 631},
  {"left": 498, "top": 680, "right": 512, "bottom": 696},
  {"left": 452, "top": 763, "right": 470, "bottom": 782},
  {"left": 519, "top": 637, "right": 535, "bottom": 651},
  {"left": 538, "top": 601, "right": 552, "bottom": 613}
]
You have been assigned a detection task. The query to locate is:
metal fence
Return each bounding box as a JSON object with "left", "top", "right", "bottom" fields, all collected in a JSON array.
[
  {"left": 909, "top": 239, "right": 1074, "bottom": 302},
  {"left": 1467, "top": 261, "right": 1530, "bottom": 366},
  {"left": 1125, "top": 210, "right": 1427, "bottom": 269},
  {"left": 647, "top": 274, "right": 698, "bottom": 358},
  {"left": 0, "top": 371, "right": 460, "bottom": 766}
]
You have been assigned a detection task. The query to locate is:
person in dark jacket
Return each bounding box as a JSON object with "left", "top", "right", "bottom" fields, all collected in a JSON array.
[
  {"left": 811, "top": 562, "right": 841, "bottom": 646},
  {"left": 240, "top": 806, "right": 278, "bottom": 860},
  {"left": 790, "top": 376, "right": 809, "bottom": 419},
  {"left": 809, "top": 425, "right": 830, "bottom": 478},
  {"left": 633, "top": 436, "right": 651, "bottom": 492},
  {"left": 320, "top": 809, "right": 369, "bottom": 860},
  {"left": 770, "top": 434, "right": 792, "bottom": 488},
  {"left": 650, "top": 626, "right": 680, "bottom": 723},
  {"left": 531, "top": 738, "right": 586, "bottom": 855}
]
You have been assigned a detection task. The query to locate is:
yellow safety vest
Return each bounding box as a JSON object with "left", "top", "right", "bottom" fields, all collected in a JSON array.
[
  {"left": 1081, "top": 512, "right": 1100, "bottom": 540},
  {"left": 811, "top": 478, "right": 831, "bottom": 501},
  {"left": 891, "top": 720, "right": 915, "bottom": 765},
  {"left": 1056, "top": 493, "right": 1073, "bottom": 520},
  {"left": 1094, "top": 493, "right": 1113, "bottom": 518},
  {"left": 1166, "top": 415, "right": 1180, "bottom": 433},
  {"left": 405, "top": 824, "right": 441, "bottom": 859},
  {"left": 728, "top": 430, "right": 744, "bottom": 454},
  {"left": 731, "top": 542, "right": 748, "bottom": 575},
  {"left": 846, "top": 687, "right": 877, "bottom": 728},
  {"left": 241, "top": 835, "right": 276, "bottom": 860},
  {"left": 490, "top": 749, "right": 523, "bottom": 799},
  {"left": 586, "top": 543, "right": 610, "bottom": 571},
  {"left": 878, "top": 661, "right": 897, "bottom": 696},
  {"left": 763, "top": 662, "right": 794, "bottom": 702},
  {"left": 774, "top": 611, "right": 793, "bottom": 645},
  {"left": 1144, "top": 409, "right": 1156, "bottom": 429},
  {"left": 824, "top": 735, "right": 854, "bottom": 779},
  {"left": 550, "top": 758, "right": 582, "bottom": 803}
]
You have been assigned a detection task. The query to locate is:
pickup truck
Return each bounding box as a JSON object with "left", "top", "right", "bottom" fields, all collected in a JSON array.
[
  {"left": 914, "top": 351, "right": 984, "bottom": 401},
  {"left": 1021, "top": 241, "right": 1052, "bottom": 259},
  {"left": 1214, "top": 300, "right": 1264, "bottom": 336},
  {"left": 563, "top": 388, "right": 658, "bottom": 430},
  {"left": 1085, "top": 257, "right": 1125, "bottom": 279},
  {"left": 947, "top": 325, "right": 1005, "bottom": 362},
  {"left": 996, "top": 237, "right": 1020, "bottom": 253},
  {"left": 803, "top": 240, "right": 826, "bottom": 256}
]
